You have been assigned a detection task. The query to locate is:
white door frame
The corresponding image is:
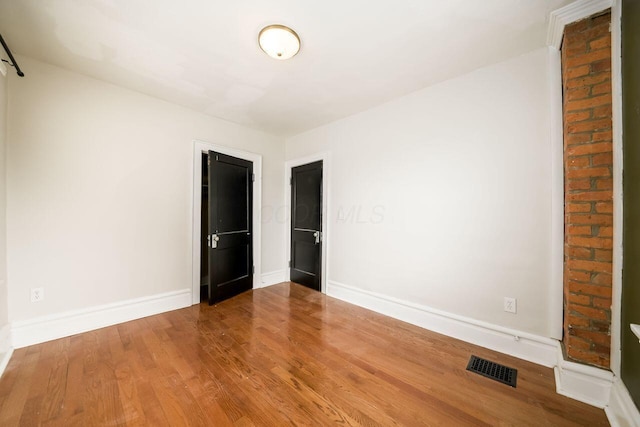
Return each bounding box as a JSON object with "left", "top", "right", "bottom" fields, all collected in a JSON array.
[
  {"left": 284, "top": 152, "right": 330, "bottom": 293},
  {"left": 191, "top": 140, "right": 263, "bottom": 305}
]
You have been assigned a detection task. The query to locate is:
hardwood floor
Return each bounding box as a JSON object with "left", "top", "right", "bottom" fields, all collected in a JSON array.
[{"left": 0, "top": 282, "right": 608, "bottom": 426}]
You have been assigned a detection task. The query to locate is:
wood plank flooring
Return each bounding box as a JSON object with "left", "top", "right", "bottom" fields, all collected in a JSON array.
[{"left": 0, "top": 282, "right": 609, "bottom": 426}]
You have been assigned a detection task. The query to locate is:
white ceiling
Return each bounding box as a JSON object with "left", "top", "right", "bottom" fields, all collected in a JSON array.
[{"left": 0, "top": 0, "right": 571, "bottom": 137}]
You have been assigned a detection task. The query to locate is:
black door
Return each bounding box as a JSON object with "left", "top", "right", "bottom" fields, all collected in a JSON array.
[
  {"left": 207, "top": 151, "right": 253, "bottom": 304},
  {"left": 290, "top": 161, "right": 323, "bottom": 291}
]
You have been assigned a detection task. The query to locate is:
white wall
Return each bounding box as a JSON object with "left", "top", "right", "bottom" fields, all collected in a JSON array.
[
  {"left": 6, "top": 56, "right": 285, "bottom": 323},
  {"left": 286, "top": 48, "right": 555, "bottom": 337},
  {"left": 0, "top": 65, "right": 9, "bottom": 331}
]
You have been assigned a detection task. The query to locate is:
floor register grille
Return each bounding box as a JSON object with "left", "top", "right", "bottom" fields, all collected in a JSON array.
[{"left": 466, "top": 355, "right": 518, "bottom": 387}]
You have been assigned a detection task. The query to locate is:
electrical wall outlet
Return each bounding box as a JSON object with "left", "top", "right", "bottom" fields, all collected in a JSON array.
[
  {"left": 31, "top": 287, "right": 44, "bottom": 302},
  {"left": 504, "top": 297, "right": 516, "bottom": 314}
]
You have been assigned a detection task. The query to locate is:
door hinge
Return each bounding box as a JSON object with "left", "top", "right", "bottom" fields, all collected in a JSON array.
[
  {"left": 288, "top": 260, "right": 291, "bottom": 267},
  {"left": 207, "top": 155, "right": 211, "bottom": 166},
  {"left": 252, "top": 173, "right": 255, "bottom": 182},
  {"left": 252, "top": 265, "right": 255, "bottom": 274},
  {"left": 289, "top": 177, "right": 292, "bottom": 185}
]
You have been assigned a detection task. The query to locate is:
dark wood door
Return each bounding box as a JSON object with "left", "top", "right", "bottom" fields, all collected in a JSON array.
[
  {"left": 290, "top": 161, "right": 323, "bottom": 291},
  {"left": 207, "top": 151, "right": 253, "bottom": 304}
]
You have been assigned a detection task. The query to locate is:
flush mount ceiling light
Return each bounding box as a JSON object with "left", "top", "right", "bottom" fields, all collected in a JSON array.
[{"left": 258, "top": 25, "right": 300, "bottom": 60}]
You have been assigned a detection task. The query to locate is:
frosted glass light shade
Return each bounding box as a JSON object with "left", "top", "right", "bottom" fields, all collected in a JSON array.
[{"left": 259, "top": 25, "right": 300, "bottom": 60}]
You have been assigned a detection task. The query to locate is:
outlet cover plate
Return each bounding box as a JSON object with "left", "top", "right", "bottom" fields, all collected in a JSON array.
[
  {"left": 504, "top": 297, "right": 516, "bottom": 314},
  {"left": 31, "top": 287, "right": 44, "bottom": 303}
]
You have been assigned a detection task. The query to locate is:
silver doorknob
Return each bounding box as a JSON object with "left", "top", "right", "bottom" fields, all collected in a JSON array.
[
  {"left": 210, "top": 234, "right": 220, "bottom": 249},
  {"left": 313, "top": 231, "right": 321, "bottom": 244}
]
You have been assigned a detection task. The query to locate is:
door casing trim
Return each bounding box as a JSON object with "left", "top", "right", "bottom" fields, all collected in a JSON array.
[
  {"left": 284, "top": 153, "right": 330, "bottom": 293},
  {"left": 191, "top": 140, "right": 262, "bottom": 305}
]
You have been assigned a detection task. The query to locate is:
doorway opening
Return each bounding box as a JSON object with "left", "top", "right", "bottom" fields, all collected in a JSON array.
[
  {"left": 285, "top": 153, "right": 329, "bottom": 294},
  {"left": 290, "top": 161, "right": 323, "bottom": 291},
  {"left": 200, "top": 151, "right": 254, "bottom": 304},
  {"left": 191, "top": 141, "right": 263, "bottom": 306},
  {"left": 199, "top": 153, "right": 209, "bottom": 302}
]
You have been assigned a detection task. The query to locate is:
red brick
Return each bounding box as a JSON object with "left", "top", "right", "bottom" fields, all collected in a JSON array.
[
  {"left": 566, "top": 87, "right": 591, "bottom": 101},
  {"left": 570, "top": 305, "right": 608, "bottom": 321},
  {"left": 592, "top": 320, "right": 611, "bottom": 332},
  {"left": 592, "top": 13, "right": 613, "bottom": 28},
  {"left": 566, "top": 142, "right": 612, "bottom": 156},
  {"left": 566, "top": 111, "right": 592, "bottom": 123},
  {"left": 567, "top": 259, "right": 612, "bottom": 273},
  {"left": 565, "top": 48, "right": 611, "bottom": 68},
  {"left": 592, "top": 343, "right": 611, "bottom": 355},
  {"left": 592, "top": 59, "right": 611, "bottom": 73},
  {"left": 567, "top": 348, "right": 609, "bottom": 367},
  {"left": 592, "top": 105, "right": 612, "bottom": 119},
  {"left": 598, "top": 226, "right": 613, "bottom": 237},
  {"left": 567, "top": 336, "right": 592, "bottom": 350},
  {"left": 567, "top": 270, "right": 592, "bottom": 282},
  {"left": 568, "top": 246, "right": 593, "bottom": 259},
  {"left": 592, "top": 81, "right": 612, "bottom": 95},
  {"left": 568, "top": 236, "right": 612, "bottom": 249},
  {"left": 565, "top": 94, "right": 611, "bottom": 112},
  {"left": 566, "top": 19, "right": 592, "bottom": 34},
  {"left": 567, "top": 179, "right": 592, "bottom": 191},
  {"left": 589, "top": 36, "right": 611, "bottom": 50},
  {"left": 595, "top": 201, "right": 613, "bottom": 213},
  {"left": 571, "top": 328, "right": 611, "bottom": 346},
  {"left": 565, "top": 64, "right": 591, "bottom": 79},
  {"left": 567, "top": 225, "right": 592, "bottom": 235},
  {"left": 567, "top": 202, "right": 592, "bottom": 213},
  {"left": 566, "top": 133, "right": 592, "bottom": 146},
  {"left": 568, "top": 281, "right": 611, "bottom": 297},
  {"left": 594, "top": 249, "right": 612, "bottom": 262},
  {"left": 567, "top": 192, "right": 613, "bottom": 203},
  {"left": 591, "top": 273, "right": 612, "bottom": 286},
  {"left": 566, "top": 74, "right": 609, "bottom": 89},
  {"left": 567, "top": 213, "right": 612, "bottom": 227},
  {"left": 564, "top": 41, "right": 589, "bottom": 56},
  {"left": 592, "top": 152, "right": 613, "bottom": 165},
  {"left": 570, "top": 326, "right": 611, "bottom": 346},
  {"left": 593, "top": 297, "right": 612, "bottom": 308},
  {"left": 595, "top": 178, "right": 613, "bottom": 190},
  {"left": 564, "top": 42, "right": 590, "bottom": 57},
  {"left": 567, "top": 156, "right": 591, "bottom": 168},
  {"left": 566, "top": 118, "right": 611, "bottom": 133},
  {"left": 582, "top": 24, "right": 612, "bottom": 41},
  {"left": 566, "top": 167, "right": 610, "bottom": 179},
  {"left": 592, "top": 130, "right": 613, "bottom": 142},
  {"left": 568, "top": 293, "right": 592, "bottom": 305},
  {"left": 567, "top": 314, "right": 591, "bottom": 328}
]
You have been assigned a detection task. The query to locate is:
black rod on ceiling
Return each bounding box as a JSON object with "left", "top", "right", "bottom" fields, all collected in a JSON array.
[{"left": 0, "top": 33, "right": 24, "bottom": 77}]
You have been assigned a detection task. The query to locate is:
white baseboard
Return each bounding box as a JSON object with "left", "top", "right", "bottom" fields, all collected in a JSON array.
[
  {"left": 326, "top": 280, "right": 558, "bottom": 368},
  {"left": 606, "top": 378, "right": 640, "bottom": 427},
  {"left": 5, "top": 278, "right": 637, "bottom": 425},
  {"left": 11, "top": 289, "right": 192, "bottom": 349},
  {"left": 326, "top": 280, "right": 638, "bottom": 414},
  {"left": 0, "top": 323, "right": 13, "bottom": 378},
  {"left": 554, "top": 345, "right": 614, "bottom": 408},
  {"left": 261, "top": 269, "right": 286, "bottom": 288}
]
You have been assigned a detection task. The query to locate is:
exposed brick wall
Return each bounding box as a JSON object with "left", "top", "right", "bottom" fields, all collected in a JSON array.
[{"left": 561, "top": 11, "right": 613, "bottom": 369}]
